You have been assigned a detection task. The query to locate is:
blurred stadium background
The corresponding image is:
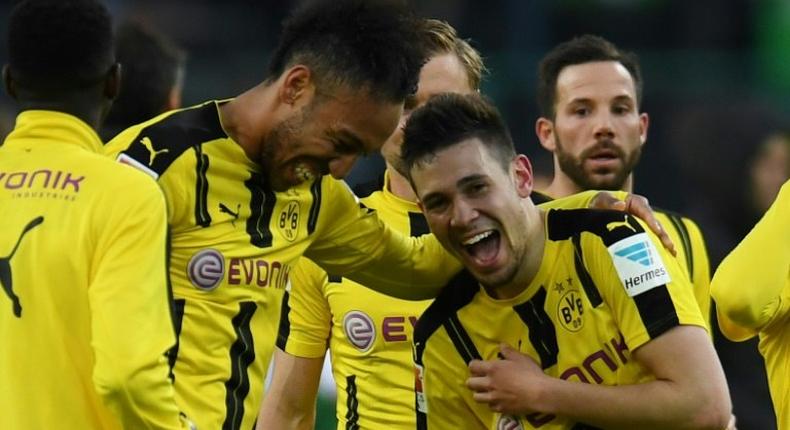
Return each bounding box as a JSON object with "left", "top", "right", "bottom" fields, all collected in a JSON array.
[{"left": 2, "top": 0, "right": 788, "bottom": 428}]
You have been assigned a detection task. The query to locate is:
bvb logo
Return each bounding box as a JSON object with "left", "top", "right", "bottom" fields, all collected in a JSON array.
[
  {"left": 278, "top": 201, "right": 300, "bottom": 242},
  {"left": 557, "top": 290, "right": 584, "bottom": 332}
]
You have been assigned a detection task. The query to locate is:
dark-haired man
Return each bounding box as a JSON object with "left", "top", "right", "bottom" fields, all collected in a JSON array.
[
  {"left": 404, "top": 93, "right": 731, "bottom": 429},
  {"left": 0, "top": 0, "right": 189, "bottom": 428},
  {"left": 103, "top": 1, "right": 460, "bottom": 428},
  {"left": 533, "top": 35, "right": 712, "bottom": 329}
]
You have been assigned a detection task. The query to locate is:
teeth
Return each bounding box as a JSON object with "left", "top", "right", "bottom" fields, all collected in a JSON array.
[
  {"left": 462, "top": 231, "right": 493, "bottom": 246},
  {"left": 294, "top": 163, "right": 315, "bottom": 182}
]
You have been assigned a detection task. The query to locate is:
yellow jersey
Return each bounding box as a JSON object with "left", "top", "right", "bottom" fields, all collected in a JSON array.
[
  {"left": 0, "top": 111, "right": 183, "bottom": 429},
  {"left": 414, "top": 208, "right": 706, "bottom": 429}
]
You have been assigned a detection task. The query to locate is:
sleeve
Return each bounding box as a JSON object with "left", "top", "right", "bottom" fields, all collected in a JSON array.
[
  {"left": 276, "top": 258, "right": 332, "bottom": 358},
  {"left": 711, "top": 179, "right": 790, "bottom": 337},
  {"left": 583, "top": 216, "right": 707, "bottom": 352},
  {"left": 537, "top": 190, "right": 628, "bottom": 210},
  {"left": 88, "top": 173, "right": 184, "bottom": 429},
  {"left": 305, "top": 178, "right": 461, "bottom": 300}
]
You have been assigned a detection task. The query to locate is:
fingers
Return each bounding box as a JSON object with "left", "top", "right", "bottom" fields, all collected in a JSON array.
[
  {"left": 468, "top": 359, "right": 488, "bottom": 376},
  {"left": 624, "top": 194, "right": 677, "bottom": 257},
  {"left": 466, "top": 375, "right": 489, "bottom": 392},
  {"left": 498, "top": 343, "right": 520, "bottom": 360}
]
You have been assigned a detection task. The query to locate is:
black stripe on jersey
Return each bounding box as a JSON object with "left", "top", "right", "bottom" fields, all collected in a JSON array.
[
  {"left": 548, "top": 208, "right": 646, "bottom": 247},
  {"left": 345, "top": 375, "right": 360, "bottom": 430},
  {"left": 167, "top": 299, "right": 186, "bottom": 382},
  {"left": 119, "top": 102, "right": 227, "bottom": 176},
  {"left": 307, "top": 177, "right": 323, "bottom": 234},
  {"left": 633, "top": 285, "right": 680, "bottom": 339},
  {"left": 351, "top": 175, "right": 385, "bottom": 198},
  {"left": 408, "top": 212, "right": 430, "bottom": 237},
  {"left": 275, "top": 291, "right": 291, "bottom": 351},
  {"left": 513, "top": 288, "right": 559, "bottom": 369},
  {"left": 571, "top": 235, "right": 603, "bottom": 308},
  {"left": 222, "top": 302, "right": 257, "bottom": 430},
  {"left": 328, "top": 274, "right": 343, "bottom": 283},
  {"left": 531, "top": 190, "right": 554, "bottom": 205},
  {"left": 443, "top": 315, "right": 482, "bottom": 364},
  {"left": 571, "top": 423, "right": 603, "bottom": 429},
  {"left": 413, "top": 270, "right": 479, "bottom": 363},
  {"left": 194, "top": 145, "right": 212, "bottom": 227},
  {"left": 245, "top": 172, "right": 276, "bottom": 248},
  {"left": 660, "top": 210, "right": 694, "bottom": 278}
]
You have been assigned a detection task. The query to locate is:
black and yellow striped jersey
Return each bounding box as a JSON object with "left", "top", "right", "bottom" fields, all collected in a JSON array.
[
  {"left": 532, "top": 191, "right": 711, "bottom": 328},
  {"left": 413, "top": 208, "right": 706, "bottom": 429},
  {"left": 103, "top": 101, "right": 459, "bottom": 430}
]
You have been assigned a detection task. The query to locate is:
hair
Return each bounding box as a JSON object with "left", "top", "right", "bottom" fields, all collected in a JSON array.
[
  {"left": 102, "top": 20, "right": 186, "bottom": 137},
  {"left": 7, "top": 0, "right": 114, "bottom": 92},
  {"left": 537, "top": 34, "right": 643, "bottom": 118},
  {"left": 267, "top": 0, "right": 424, "bottom": 103},
  {"left": 402, "top": 93, "right": 515, "bottom": 177},
  {"left": 419, "top": 19, "right": 486, "bottom": 91}
]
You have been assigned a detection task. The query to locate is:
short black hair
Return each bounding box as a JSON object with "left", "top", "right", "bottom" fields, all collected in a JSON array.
[
  {"left": 7, "top": 0, "right": 114, "bottom": 92},
  {"left": 268, "top": 0, "right": 423, "bottom": 103},
  {"left": 103, "top": 20, "right": 186, "bottom": 134},
  {"left": 537, "top": 34, "right": 643, "bottom": 118},
  {"left": 402, "top": 93, "right": 515, "bottom": 178}
]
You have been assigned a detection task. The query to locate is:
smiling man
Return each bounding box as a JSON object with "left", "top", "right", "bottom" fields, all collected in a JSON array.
[{"left": 403, "top": 93, "right": 731, "bottom": 430}]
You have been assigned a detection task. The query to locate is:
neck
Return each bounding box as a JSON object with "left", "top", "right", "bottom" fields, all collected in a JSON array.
[
  {"left": 219, "top": 81, "right": 277, "bottom": 160},
  {"left": 541, "top": 158, "right": 634, "bottom": 198},
  {"left": 17, "top": 99, "right": 104, "bottom": 130},
  {"left": 385, "top": 162, "right": 417, "bottom": 202}
]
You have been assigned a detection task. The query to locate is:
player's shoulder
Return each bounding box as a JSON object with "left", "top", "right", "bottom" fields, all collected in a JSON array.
[
  {"left": 546, "top": 208, "right": 648, "bottom": 247},
  {"left": 104, "top": 101, "right": 227, "bottom": 180},
  {"left": 653, "top": 207, "right": 705, "bottom": 238},
  {"left": 413, "top": 270, "right": 479, "bottom": 345}
]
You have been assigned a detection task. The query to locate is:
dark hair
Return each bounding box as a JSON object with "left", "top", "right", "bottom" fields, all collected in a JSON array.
[
  {"left": 402, "top": 93, "right": 515, "bottom": 177},
  {"left": 537, "top": 34, "right": 643, "bottom": 118},
  {"left": 268, "top": 0, "right": 423, "bottom": 103},
  {"left": 103, "top": 20, "right": 186, "bottom": 135},
  {"left": 7, "top": 0, "right": 114, "bottom": 92}
]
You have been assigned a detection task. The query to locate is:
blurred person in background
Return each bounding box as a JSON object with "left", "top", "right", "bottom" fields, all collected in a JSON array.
[
  {"left": 532, "top": 35, "right": 712, "bottom": 331},
  {"left": 711, "top": 178, "right": 790, "bottom": 430},
  {"left": 258, "top": 19, "right": 485, "bottom": 430},
  {"left": 0, "top": 0, "right": 191, "bottom": 428},
  {"left": 101, "top": 19, "right": 186, "bottom": 141}
]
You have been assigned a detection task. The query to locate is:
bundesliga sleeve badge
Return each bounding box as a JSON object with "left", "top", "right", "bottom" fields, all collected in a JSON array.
[{"left": 608, "top": 232, "right": 671, "bottom": 297}]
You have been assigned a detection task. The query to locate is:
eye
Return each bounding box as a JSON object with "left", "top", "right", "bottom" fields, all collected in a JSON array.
[
  {"left": 572, "top": 107, "right": 589, "bottom": 117},
  {"left": 422, "top": 197, "right": 449, "bottom": 213},
  {"left": 464, "top": 181, "right": 488, "bottom": 196},
  {"left": 332, "top": 140, "right": 357, "bottom": 155},
  {"left": 612, "top": 104, "right": 631, "bottom": 115}
]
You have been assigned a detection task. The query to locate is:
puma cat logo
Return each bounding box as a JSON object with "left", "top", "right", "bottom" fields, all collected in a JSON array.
[
  {"left": 141, "top": 137, "right": 169, "bottom": 166},
  {"left": 1, "top": 216, "right": 44, "bottom": 318},
  {"left": 606, "top": 219, "right": 636, "bottom": 233},
  {"left": 219, "top": 203, "right": 240, "bottom": 226}
]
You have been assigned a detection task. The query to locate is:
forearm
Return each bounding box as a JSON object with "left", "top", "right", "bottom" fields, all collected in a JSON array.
[{"left": 257, "top": 351, "right": 322, "bottom": 430}]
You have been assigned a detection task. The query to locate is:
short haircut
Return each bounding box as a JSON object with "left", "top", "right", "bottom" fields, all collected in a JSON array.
[
  {"left": 537, "top": 34, "right": 643, "bottom": 118},
  {"left": 268, "top": 0, "right": 423, "bottom": 103},
  {"left": 402, "top": 93, "right": 515, "bottom": 177},
  {"left": 419, "top": 19, "right": 486, "bottom": 91},
  {"left": 7, "top": 0, "right": 114, "bottom": 92},
  {"left": 104, "top": 20, "right": 186, "bottom": 129}
]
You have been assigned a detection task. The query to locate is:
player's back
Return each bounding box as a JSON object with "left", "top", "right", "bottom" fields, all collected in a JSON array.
[{"left": 0, "top": 111, "right": 172, "bottom": 429}]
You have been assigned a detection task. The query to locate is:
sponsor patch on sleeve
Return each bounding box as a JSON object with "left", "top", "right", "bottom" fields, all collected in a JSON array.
[
  {"left": 117, "top": 153, "right": 159, "bottom": 180},
  {"left": 607, "top": 232, "right": 671, "bottom": 297}
]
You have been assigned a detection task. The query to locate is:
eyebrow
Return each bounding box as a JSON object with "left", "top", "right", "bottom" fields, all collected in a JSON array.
[{"left": 419, "top": 173, "right": 488, "bottom": 205}]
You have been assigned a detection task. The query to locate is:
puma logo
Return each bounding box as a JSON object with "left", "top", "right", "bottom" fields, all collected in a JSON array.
[
  {"left": 219, "top": 203, "right": 240, "bottom": 226},
  {"left": 1, "top": 216, "right": 44, "bottom": 318},
  {"left": 606, "top": 219, "right": 636, "bottom": 233},
  {"left": 140, "top": 137, "right": 169, "bottom": 166}
]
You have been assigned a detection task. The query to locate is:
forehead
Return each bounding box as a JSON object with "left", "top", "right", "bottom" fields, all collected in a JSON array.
[
  {"left": 415, "top": 53, "right": 474, "bottom": 104},
  {"left": 318, "top": 89, "right": 403, "bottom": 153},
  {"left": 411, "top": 138, "right": 498, "bottom": 195},
  {"left": 555, "top": 61, "right": 637, "bottom": 104}
]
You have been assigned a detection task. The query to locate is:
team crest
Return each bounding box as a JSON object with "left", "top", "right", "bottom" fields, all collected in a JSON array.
[
  {"left": 277, "top": 200, "right": 300, "bottom": 242},
  {"left": 187, "top": 248, "right": 224, "bottom": 291},
  {"left": 497, "top": 415, "right": 523, "bottom": 430},
  {"left": 343, "top": 310, "right": 375, "bottom": 352},
  {"left": 557, "top": 289, "right": 584, "bottom": 332}
]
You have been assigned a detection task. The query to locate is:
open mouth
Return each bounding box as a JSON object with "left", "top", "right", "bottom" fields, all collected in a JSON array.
[{"left": 461, "top": 230, "right": 501, "bottom": 264}]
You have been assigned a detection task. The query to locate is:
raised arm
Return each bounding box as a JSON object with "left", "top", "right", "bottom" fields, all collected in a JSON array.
[{"left": 712, "top": 179, "right": 790, "bottom": 340}]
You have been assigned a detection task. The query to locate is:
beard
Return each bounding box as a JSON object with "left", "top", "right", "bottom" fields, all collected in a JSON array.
[
  {"left": 555, "top": 137, "right": 642, "bottom": 191},
  {"left": 258, "top": 105, "right": 309, "bottom": 191}
]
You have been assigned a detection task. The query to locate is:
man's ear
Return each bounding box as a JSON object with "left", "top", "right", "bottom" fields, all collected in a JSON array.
[
  {"left": 639, "top": 112, "right": 649, "bottom": 147},
  {"left": 512, "top": 154, "right": 534, "bottom": 198},
  {"left": 279, "top": 65, "right": 315, "bottom": 107},
  {"left": 3, "top": 65, "right": 17, "bottom": 100},
  {"left": 535, "top": 117, "right": 556, "bottom": 152},
  {"left": 104, "top": 63, "right": 121, "bottom": 100}
]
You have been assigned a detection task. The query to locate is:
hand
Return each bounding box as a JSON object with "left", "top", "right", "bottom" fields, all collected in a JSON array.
[
  {"left": 590, "top": 191, "right": 677, "bottom": 256},
  {"left": 466, "top": 343, "right": 546, "bottom": 415}
]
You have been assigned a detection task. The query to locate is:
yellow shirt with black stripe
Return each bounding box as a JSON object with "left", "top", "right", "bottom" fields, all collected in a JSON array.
[
  {"left": 103, "top": 101, "right": 460, "bottom": 430},
  {"left": 0, "top": 111, "right": 184, "bottom": 429},
  {"left": 712, "top": 179, "right": 790, "bottom": 430},
  {"left": 413, "top": 209, "right": 706, "bottom": 430},
  {"left": 533, "top": 191, "right": 711, "bottom": 328}
]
